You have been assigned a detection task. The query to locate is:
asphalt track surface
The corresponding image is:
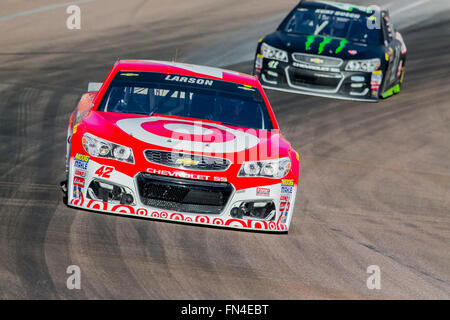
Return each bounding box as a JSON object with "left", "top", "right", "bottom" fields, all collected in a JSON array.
[{"left": 0, "top": 0, "right": 449, "bottom": 299}]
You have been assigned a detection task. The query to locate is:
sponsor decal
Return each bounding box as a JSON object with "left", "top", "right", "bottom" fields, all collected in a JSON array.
[
  {"left": 255, "top": 54, "right": 263, "bottom": 75},
  {"left": 74, "top": 160, "right": 88, "bottom": 170},
  {"left": 315, "top": 7, "right": 361, "bottom": 17},
  {"left": 281, "top": 179, "right": 294, "bottom": 186},
  {"left": 387, "top": 48, "right": 394, "bottom": 61},
  {"left": 256, "top": 187, "right": 270, "bottom": 197},
  {"left": 348, "top": 49, "right": 358, "bottom": 55},
  {"left": 73, "top": 185, "right": 82, "bottom": 199},
  {"left": 371, "top": 70, "right": 383, "bottom": 97},
  {"left": 279, "top": 213, "right": 288, "bottom": 224},
  {"left": 146, "top": 168, "right": 227, "bottom": 182},
  {"left": 75, "top": 153, "right": 89, "bottom": 162},
  {"left": 73, "top": 124, "right": 78, "bottom": 134},
  {"left": 165, "top": 75, "right": 213, "bottom": 86},
  {"left": 280, "top": 202, "right": 290, "bottom": 211},
  {"left": 74, "top": 153, "right": 89, "bottom": 170},
  {"left": 73, "top": 176, "right": 85, "bottom": 188},
  {"left": 293, "top": 61, "right": 340, "bottom": 73},
  {"left": 74, "top": 169, "right": 86, "bottom": 178},
  {"left": 281, "top": 185, "right": 293, "bottom": 194},
  {"left": 280, "top": 195, "right": 289, "bottom": 201}
]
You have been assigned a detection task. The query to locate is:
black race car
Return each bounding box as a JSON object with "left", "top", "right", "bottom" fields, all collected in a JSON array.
[{"left": 253, "top": 0, "right": 407, "bottom": 102}]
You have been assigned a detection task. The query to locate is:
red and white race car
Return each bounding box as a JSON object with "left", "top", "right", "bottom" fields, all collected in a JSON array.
[{"left": 64, "top": 60, "right": 300, "bottom": 232}]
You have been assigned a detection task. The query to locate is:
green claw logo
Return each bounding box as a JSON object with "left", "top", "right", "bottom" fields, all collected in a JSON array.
[
  {"left": 318, "top": 37, "right": 333, "bottom": 54},
  {"left": 305, "top": 35, "right": 316, "bottom": 51},
  {"left": 305, "top": 36, "right": 349, "bottom": 55},
  {"left": 335, "top": 39, "right": 349, "bottom": 54}
]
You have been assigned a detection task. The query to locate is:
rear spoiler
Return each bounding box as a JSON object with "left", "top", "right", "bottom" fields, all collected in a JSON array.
[{"left": 87, "top": 82, "right": 102, "bottom": 92}]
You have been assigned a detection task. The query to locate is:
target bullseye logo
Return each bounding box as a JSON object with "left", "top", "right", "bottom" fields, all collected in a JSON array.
[
  {"left": 164, "top": 123, "right": 214, "bottom": 136},
  {"left": 140, "top": 120, "right": 235, "bottom": 143},
  {"left": 116, "top": 116, "right": 259, "bottom": 153}
]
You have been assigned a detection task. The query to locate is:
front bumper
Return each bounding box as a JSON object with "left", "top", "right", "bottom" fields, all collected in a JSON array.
[
  {"left": 255, "top": 56, "right": 381, "bottom": 102},
  {"left": 67, "top": 157, "right": 297, "bottom": 232}
]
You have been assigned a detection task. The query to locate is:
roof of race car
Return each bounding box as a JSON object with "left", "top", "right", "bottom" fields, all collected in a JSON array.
[
  {"left": 114, "top": 60, "right": 259, "bottom": 86},
  {"left": 298, "top": 0, "right": 380, "bottom": 15}
]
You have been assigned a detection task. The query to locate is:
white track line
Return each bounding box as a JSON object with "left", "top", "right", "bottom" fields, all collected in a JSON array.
[
  {"left": 391, "top": 0, "right": 431, "bottom": 16},
  {"left": 0, "top": 0, "right": 95, "bottom": 23},
  {"left": 382, "top": 2, "right": 397, "bottom": 9}
]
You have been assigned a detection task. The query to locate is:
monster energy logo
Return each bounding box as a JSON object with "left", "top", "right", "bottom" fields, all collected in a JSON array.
[
  {"left": 305, "top": 35, "right": 315, "bottom": 51},
  {"left": 335, "top": 39, "right": 350, "bottom": 54},
  {"left": 305, "top": 36, "right": 349, "bottom": 55},
  {"left": 318, "top": 37, "right": 333, "bottom": 54}
]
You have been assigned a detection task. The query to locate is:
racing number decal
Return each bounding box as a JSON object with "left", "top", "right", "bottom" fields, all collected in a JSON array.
[
  {"left": 268, "top": 61, "right": 279, "bottom": 69},
  {"left": 95, "top": 166, "right": 114, "bottom": 178}
]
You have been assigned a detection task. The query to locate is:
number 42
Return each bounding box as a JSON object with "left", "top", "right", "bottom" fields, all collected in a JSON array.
[{"left": 95, "top": 166, "right": 114, "bottom": 178}]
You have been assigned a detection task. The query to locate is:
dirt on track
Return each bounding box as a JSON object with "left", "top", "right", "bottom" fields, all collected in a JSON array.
[{"left": 0, "top": 0, "right": 449, "bottom": 299}]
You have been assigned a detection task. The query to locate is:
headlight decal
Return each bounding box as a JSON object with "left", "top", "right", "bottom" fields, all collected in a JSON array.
[
  {"left": 82, "top": 133, "right": 134, "bottom": 163},
  {"left": 238, "top": 157, "right": 291, "bottom": 179},
  {"left": 345, "top": 58, "right": 381, "bottom": 72},
  {"left": 261, "top": 43, "right": 288, "bottom": 62}
]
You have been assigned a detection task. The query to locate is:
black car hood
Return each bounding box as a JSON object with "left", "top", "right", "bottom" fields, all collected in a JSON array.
[{"left": 265, "top": 31, "right": 383, "bottom": 60}]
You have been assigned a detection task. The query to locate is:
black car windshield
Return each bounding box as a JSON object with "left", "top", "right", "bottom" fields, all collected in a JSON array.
[
  {"left": 97, "top": 71, "right": 274, "bottom": 130},
  {"left": 281, "top": 7, "right": 382, "bottom": 45}
]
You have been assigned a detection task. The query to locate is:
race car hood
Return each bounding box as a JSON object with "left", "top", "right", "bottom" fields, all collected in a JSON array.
[
  {"left": 82, "top": 111, "right": 290, "bottom": 161},
  {"left": 264, "top": 31, "right": 383, "bottom": 60}
]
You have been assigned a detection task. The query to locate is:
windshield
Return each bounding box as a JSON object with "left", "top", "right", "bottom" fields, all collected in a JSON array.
[
  {"left": 97, "top": 71, "right": 274, "bottom": 130},
  {"left": 281, "top": 7, "right": 382, "bottom": 45}
]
